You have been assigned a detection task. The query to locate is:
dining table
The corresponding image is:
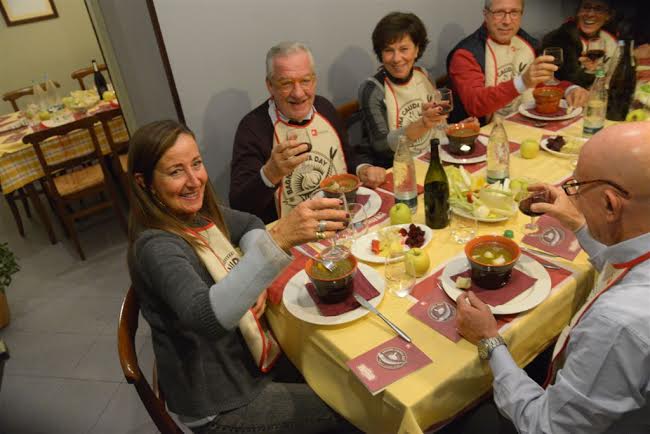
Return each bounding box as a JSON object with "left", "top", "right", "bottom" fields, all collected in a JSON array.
[
  {"left": 0, "top": 100, "right": 128, "bottom": 242},
  {"left": 263, "top": 63, "right": 650, "bottom": 434}
]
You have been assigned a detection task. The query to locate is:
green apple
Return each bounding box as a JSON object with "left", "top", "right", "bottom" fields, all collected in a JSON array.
[
  {"left": 404, "top": 247, "right": 430, "bottom": 277},
  {"left": 102, "top": 90, "right": 116, "bottom": 101},
  {"left": 625, "top": 109, "right": 648, "bottom": 122},
  {"left": 520, "top": 138, "right": 540, "bottom": 159},
  {"left": 389, "top": 203, "right": 412, "bottom": 225}
]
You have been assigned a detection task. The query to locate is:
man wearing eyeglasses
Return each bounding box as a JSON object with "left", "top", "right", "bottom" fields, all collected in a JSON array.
[
  {"left": 230, "top": 41, "right": 386, "bottom": 223},
  {"left": 447, "top": 0, "right": 589, "bottom": 124},
  {"left": 454, "top": 122, "right": 650, "bottom": 433}
]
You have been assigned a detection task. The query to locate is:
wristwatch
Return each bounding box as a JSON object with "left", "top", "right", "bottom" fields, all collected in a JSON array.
[{"left": 478, "top": 335, "right": 506, "bottom": 360}]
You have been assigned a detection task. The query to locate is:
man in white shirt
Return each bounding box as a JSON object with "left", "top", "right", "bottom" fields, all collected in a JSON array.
[{"left": 456, "top": 122, "right": 650, "bottom": 433}]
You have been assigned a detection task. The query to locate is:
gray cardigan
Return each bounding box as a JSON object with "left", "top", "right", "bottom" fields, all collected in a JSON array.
[{"left": 128, "top": 206, "right": 292, "bottom": 418}]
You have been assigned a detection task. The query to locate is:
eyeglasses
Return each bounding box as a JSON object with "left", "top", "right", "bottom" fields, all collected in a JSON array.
[
  {"left": 272, "top": 74, "right": 316, "bottom": 94},
  {"left": 486, "top": 9, "right": 522, "bottom": 20},
  {"left": 579, "top": 4, "right": 609, "bottom": 14},
  {"left": 561, "top": 178, "right": 630, "bottom": 198}
]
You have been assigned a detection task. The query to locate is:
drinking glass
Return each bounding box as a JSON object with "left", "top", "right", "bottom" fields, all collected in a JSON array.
[
  {"left": 286, "top": 128, "right": 311, "bottom": 154},
  {"left": 449, "top": 208, "right": 478, "bottom": 244},
  {"left": 585, "top": 38, "right": 605, "bottom": 71},
  {"left": 382, "top": 228, "right": 416, "bottom": 298},
  {"left": 543, "top": 47, "right": 564, "bottom": 85},
  {"left": 519, "top": 190, "right": 550, "bottom": 234},
  {"left": 431, "top": 88, "right": 453, "bottom": 131},
  {"left": 335, "top": 202, "right": 368, "bottom": 250}
]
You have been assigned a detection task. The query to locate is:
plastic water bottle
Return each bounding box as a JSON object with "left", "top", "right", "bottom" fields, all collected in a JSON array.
[
  {"left": 583, "top": 68, "right": 607, "bottom": 137},
  {"left": 486, "top": 117, "right": 510, "bottom": 184},
  {"left": 393, "top": 135, "right": 418, "bottom": 213}
]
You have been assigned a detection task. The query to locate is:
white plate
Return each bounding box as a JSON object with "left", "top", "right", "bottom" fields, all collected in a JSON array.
[
  {"left": 518, "top": 100, "right": 582, "bottom": 121},
  {"left": 450, "top": 205, "right": 514, "bottom": 223},
  {"left": 41, "top": 116, "right": 75, "bottom": 128},
  {"left": 282, "top": 263, "right": 385, "bottom": 325},
  {"left": 314, "top": 186, "right": 381, "bottom": 223},
  {"left": 440, "top": 136, "right": 488, "bottom": 165},
  {"left": 350, "top": 223, "right": 433, "bottom": 264},
  {"left": 440, "top": 254, "right": 551, "bottom": 315},
  {"left": 540, "top": 136, "right": 586, "bottom": 159}
]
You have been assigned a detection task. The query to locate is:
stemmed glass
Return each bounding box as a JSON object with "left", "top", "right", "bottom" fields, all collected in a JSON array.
[
  {"left": 286, "top": 128, "right": 311, "bottom": 155},
  {"left": 382, "top": 228, "right": 416, "bottom": 298},
  {"left": 428, "top": 88, "right": 453, "bottom": 132},
  {"left": 543, "top": 47, "right": 564, "bottom": 85},
  {"left": 585, "top": 38, "right": 605, "bottom": 71},
  {"left": 518, "top": 190, "right": 551, "bottom": 234},
  {"left": 334, "top": 202, "right": 368, "bottom": 250}
]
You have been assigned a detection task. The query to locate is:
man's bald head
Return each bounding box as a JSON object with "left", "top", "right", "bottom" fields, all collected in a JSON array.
[{"left": 575, "top": 122, "right": 650, "bottom": 244}]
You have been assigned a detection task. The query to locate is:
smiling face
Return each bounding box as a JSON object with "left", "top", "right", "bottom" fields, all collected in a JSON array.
[
  {"left": 576, "top": 0, "right": 610, "bottom": 37},
  {"left": 151, "top": 133, "right": 207, "bottom": 219},
  {"left": 266, "top": 50, "right": 316, "bottom": 121},
  {"left": 381, "top": 35, "right": 419, "bottom": 80},
  {"left": 484, "top": 0, "right": 523, "bottom": 45}
]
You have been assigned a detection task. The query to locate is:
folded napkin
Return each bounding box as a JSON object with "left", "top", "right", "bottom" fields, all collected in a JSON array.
[
  {"left": 522, "top": 214, "right": 581, "bottom": 260},
  {"left": 450, "top": 269, "right": 537, "bottom": 306},
  {"left": 305, "top": 270, "right": 380, "bottom": 316},
  {"left": 506, "top": 111, "right": 581, "bottom": 132},
  {"left": 267, "top": 250, "right": 309, "bottom": 305}
]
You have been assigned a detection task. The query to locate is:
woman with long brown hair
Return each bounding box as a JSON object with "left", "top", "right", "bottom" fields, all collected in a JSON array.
[{"left": 127, "top": 120, "right": 358, "bottom": 433}]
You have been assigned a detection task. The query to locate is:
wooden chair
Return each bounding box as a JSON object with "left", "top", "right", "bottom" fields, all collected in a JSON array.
[
  {"left": 22, "top": 116, "right": 127, "bottom": 260},
  {"left": 435, "top": 73, "right": 450, "bottom": 88},
  {"left": 95, "top": 107, "right": 129, "bottom": 195},
  {"left": 118, "top": 286, "right": 184, "bottom": 434},
  {"left": 71, "top": 63, "right": 108, "bottom": 90},
  {"left": 336, "top": 99, "right": 361, "bottom": 129},
  {"left": 2, "top": 81, "right": 61, "bottom": 112}
]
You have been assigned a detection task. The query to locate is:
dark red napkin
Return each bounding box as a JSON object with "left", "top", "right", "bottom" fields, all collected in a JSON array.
[
  {"left": 521, "top": 215, "right": 581, "bottom": 260},
  {"left": 449, "top": 269, "right": 537, "bottom": 306},
  {"left": 378, "top": 172, "right": 424, "bottom": 195},
  {"left": 305, "top": 270, "right": 380, "bottom": 316},
  {"left": 529, "top": 107, "right": 567, "bottom": 117},
  {"left": 364, "top": 188, "right": 395, "bottom": 228},
  {"left": 506, "top": 111, "right": 581, "bottom": 132},
  {"left": 267, "top": 250, "right": 309, "bottom": 305},
  {"left": 346, "top": 336, "right": 432, "bottom": 395},
  {"left": 638, "top": 57, "right": 650, "bottom": 67}
]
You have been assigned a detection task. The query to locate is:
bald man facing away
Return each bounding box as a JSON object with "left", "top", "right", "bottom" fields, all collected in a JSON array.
[{"left": 456, "top": 122, "right": 650, "bottom": 433}]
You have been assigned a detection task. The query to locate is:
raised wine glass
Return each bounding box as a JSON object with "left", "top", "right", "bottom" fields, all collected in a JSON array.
[
  {"left": 286, "top": 128, "right": 311, "bottom": 156},
  {"left": 543, "top": 47, "right": 564, "bottom": 86},
  {"left": 519, "top": 189, "right": 551, "bottom": 234},
  {"left": 428, "top": 88, "right": 453, "bottom": 131},
  {"left": 585, "top": 38, "right": 605, "bottom": 71}
]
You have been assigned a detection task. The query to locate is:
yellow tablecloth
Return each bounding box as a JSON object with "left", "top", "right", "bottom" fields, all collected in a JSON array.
[
  {"left": 0, "top": 108, "right": 128, "bottom": 194},
  {"left": 267, "top": 117, "right": 597, "bottom": 433}
]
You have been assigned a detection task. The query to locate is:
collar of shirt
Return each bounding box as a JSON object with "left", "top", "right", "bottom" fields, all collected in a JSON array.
[
  {"left": 268, "top": 98, "right": 315, "bottom": 125},
  {"left": 591, "top": 232, "right": 650, "bottom": 269}
]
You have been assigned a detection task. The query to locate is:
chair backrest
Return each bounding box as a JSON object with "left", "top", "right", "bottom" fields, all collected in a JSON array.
[
  {"left": 118, "top": 287, "right": 183, "bottom": 434},
  {"left": 2, "top": 81, "right": 61, "bottom": 112},
  {"left": 71, "top": 64, "right": 108, "bottom": 90},
  {"left": 435, "top": 74, "right": 449, "bottom": 89},
  {"left": 95, "top": 107, "right": 129, "bottom": 154},
  {"left": 336, "top": 100, "right": 360, "bottom": 129}
]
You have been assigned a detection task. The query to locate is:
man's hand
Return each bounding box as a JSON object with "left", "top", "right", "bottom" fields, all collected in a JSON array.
[
  {"left": 521, "top": 55, "right": 558, "bottom": 89},
  {"left": 565, "top": 86, "right": 589, "bottom": 108},
  {"left": 262, "top": 137, "right": 310, "bottom": 185},
  {"left": 358, "top": 165, "right": 386, "bottom": 188},
  {"left": 456, "top": 291, "right": 499, "bottom": 345},
  {"left": 528, "top": 184, "right": 585, "bottom": 231}
]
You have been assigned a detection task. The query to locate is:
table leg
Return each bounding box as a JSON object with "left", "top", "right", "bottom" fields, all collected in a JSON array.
[{"left": 24, "top": 183, "right": 57, "bottom": 245}]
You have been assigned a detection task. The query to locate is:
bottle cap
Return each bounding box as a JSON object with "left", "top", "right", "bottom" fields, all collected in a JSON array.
[{"left": 503, "top": 229, "right": 514, "bottom": 239}]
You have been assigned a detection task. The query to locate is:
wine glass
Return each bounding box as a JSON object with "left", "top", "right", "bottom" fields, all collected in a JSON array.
[
  {"left": 382, "top": 228, "right": 416, "bottom": 298},
  {"left": 585, "top": 38, "right": 605, "bottom": 71},
  {"left": 518, "top": 190, "right": 551, "bottom": 234},
  {"left": 431, "top": 88, "right": 453, "bottom": 131},
  {"left": 543, "top": 47, "right": 564, "bottom": 85},
  {"left": 286, "top": 128, "right": 311, "bottom": 156},
  {"left": 335, "top": 202, "right": 368, "bottom": 250}
]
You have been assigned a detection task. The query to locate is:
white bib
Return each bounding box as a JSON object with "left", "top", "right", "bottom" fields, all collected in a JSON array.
[
  {"left": 384, "top": 67, "right": 437, "bottom": 155},
  {"left": 273, "top": 113, "right": 347, "bottom": 217},
  {"left": 484, "top": 36, "right": 536, "bottom": 118},
  {"left": 188, "top": 222, "right": 281, "bottom": 372}
]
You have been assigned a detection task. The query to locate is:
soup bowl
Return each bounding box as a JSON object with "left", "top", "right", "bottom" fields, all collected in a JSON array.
[
  {"left": 305, "top": 254, "right": 358, "bottom": 303},
  {"left": 446, "top": 119, "right": 481, "bottom": 155},
  {"left": 464, "top": 235, "right": 521, "bottom": 289},
  {"left": 533, "top": 86, "right": 563, "bottom": 114},
  {"left": 320, "top": 174, "right": 360, "bottom": 203}
]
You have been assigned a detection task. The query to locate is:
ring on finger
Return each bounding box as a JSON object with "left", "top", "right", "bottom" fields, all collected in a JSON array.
[
  {"left": 316, "top": 230, "right": 326, "bottom": 240},
  {"left": 318, "top": 220, "right": 327, "bottom": 232}
]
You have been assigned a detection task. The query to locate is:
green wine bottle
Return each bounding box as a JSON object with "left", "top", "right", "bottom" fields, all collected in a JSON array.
[{"left": 424, "top": 139, "right": 450, "bottom": 229}]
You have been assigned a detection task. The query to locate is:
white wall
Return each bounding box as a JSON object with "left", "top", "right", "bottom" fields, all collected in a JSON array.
[{"left": 94, "top": 0, "right": 578, "bottom": 200}]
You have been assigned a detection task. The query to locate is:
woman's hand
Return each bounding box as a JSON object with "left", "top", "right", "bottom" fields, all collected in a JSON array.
[
  {"left": 420, "top": 102, "right": 447, "bottom": 129},
  {"left": 269, "top": 197, "right": 348, "bottom": 251}
]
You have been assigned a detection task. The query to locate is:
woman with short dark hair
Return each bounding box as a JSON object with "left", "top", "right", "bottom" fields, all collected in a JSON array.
[{"left": 359, "top": 11, "right": 445, "bottom": 168}]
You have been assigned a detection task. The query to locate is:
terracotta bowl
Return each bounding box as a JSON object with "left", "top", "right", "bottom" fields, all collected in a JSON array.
[
  {"left": 320, "top": 173, "right": 360, "bottom": 203},
  {"left": 465, "top": 235, "right": 521, "bottom": 289},
  {"left": 305, "top": 255, "right": 357, "bottom": 303},
  {"left": 446, "top": 120, "right": 481, "bottom": 155},
  {"left": 533, "top": 86, "right": 563, "bottom": 114}
]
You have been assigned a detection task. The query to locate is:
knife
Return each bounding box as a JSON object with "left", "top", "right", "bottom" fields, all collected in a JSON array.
[{"left": 353, "top": 293, "right": 412, "bottom": 343}]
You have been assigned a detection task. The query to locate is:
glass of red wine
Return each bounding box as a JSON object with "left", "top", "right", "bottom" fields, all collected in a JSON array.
[
  {"left": 519, "top": 189, "right": 551, "bottom": 234},
  {"left": 585, "top": 38, "right": 605, "bottom": 71},
  {"left": 428, "top": 88, "right": 453, "bottom": 131},
  {"left": 543, "top": 47, "right": 564, "bottom": 85}
]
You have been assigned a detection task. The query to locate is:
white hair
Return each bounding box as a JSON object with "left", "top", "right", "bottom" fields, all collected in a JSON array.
[
  {"left": 265, "top": 41, "right": 315, "bottom": 80},
  {"left": 484, "top": 0, "right": 525, "bottom": 10}
]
